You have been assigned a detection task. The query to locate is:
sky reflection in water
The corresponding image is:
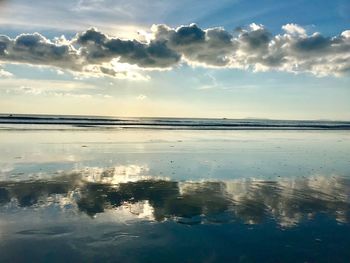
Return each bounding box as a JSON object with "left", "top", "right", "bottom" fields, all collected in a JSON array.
[
  {"left": 1, "top": 171, "right": 350, "bottom": 226},
  {"left": 0, "top": 129, "right": 350, "bottom": 262}
]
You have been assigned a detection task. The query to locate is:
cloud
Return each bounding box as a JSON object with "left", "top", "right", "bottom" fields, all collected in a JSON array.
[
  {"left": 1, "top": 23, "right": 350, "bottom": 78},
  {"left": 136, "top": 94, "right": 147, "bottom": 100},
  {"left": 5, "top": 85, "right": 98, "bottom": 99},
  {"left": 0, "top": 68, "right": 13, "bottom": 77},
  {"left": 0, "top": 78, "right": 99, "bottom": 98},
  {"left": 152, "top": 24, "right": 236, "bottom": 67},
  {"left": 75, "top": 28, "right": 181, "bottom": 68},
  {"left": 0, "top": 33, "right": 81, "bottom": 71},
  {"left": 281, "top": 23, "right": 306, "bottom": 36}
]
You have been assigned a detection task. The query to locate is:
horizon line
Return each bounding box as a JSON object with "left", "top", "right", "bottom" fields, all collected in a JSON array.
[{"left": 0, "top": 113, "right": 350, "bottom": 123}]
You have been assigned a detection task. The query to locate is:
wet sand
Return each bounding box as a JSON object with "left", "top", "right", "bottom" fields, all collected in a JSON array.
[{"left": 0, "top": 128, "right": 350, "bottom": 262}]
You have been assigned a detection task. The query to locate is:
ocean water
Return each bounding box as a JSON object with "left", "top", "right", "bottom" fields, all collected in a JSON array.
[
  {"left": 1, "top": 114, "right": 350, "bottom": 130},
  {"left": 0, "top": 117, "right": 350, "bottom": 262}
]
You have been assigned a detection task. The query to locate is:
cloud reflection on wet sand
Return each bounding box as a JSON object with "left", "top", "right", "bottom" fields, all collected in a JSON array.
[{"left": 0, "top": 166, "right": 349, "bottom": 227}]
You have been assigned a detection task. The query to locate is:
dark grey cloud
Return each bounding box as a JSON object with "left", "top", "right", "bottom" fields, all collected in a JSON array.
[
  {"left": 153, "top": 24, "right": 235, "bottom": 66},
  {"left": 0, "top": 35, "right": 10, "bottom": 55},
  {"left": 169, "top": 24, "right": 206, "bottom": 45},
  {"left": 76, "top": 28, "right": 180, "bottom": 68},
  {"left": 238, "top": 25, "right": 272, "bottom": 50},
  {"left": 0, "top": 23, "right": 350, "bottom": 78},
  {"left": 293, "top": 33, "right": 331, "bottom": 52},
  {"left": 0, "top": 33, "right": 81, "bottom": 71},
  {"left": 229, "top": 24, "right": 350, "bottom": 75}
]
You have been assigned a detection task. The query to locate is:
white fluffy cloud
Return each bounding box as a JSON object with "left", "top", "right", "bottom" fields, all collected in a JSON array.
[
  {"left": 1, "top": 23, "right": 350, "bottom": 78},
  {"left": 0, "top": 68, "right": 13, "bottom": 78},
  {"left": 281, "top": 23, "right": 307, "bottom": 36}
]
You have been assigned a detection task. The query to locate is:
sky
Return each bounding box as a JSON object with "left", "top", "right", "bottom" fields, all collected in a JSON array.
[{"left": 0, "top": 0, "right": 349, "bottom": 120}]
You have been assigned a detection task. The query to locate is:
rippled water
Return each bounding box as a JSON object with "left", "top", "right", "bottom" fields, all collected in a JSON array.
[{"left": 0, "top": 128, "right": 350, "bottom": 262}]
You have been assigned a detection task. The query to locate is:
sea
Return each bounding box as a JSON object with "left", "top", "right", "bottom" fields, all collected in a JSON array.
[{"left": 1, "top": 114, "right": 350, "bottom": 130}]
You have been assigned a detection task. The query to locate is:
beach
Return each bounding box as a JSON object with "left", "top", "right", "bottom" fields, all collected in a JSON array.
[
  {"left": 2, "top": 1, "right": 350, "bottom": 261},
  {"left": 0, "top": 125, "right": 350, "bottom": 262}
]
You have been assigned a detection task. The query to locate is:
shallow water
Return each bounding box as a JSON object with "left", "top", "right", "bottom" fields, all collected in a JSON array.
[{"left": 0, "top": 128, "right": 350, "bottom": 262}]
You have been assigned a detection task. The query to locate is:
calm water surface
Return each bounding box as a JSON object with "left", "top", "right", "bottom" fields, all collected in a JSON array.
[{"left": 0, "top": 128, "right": 350, "bottom": 262}]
